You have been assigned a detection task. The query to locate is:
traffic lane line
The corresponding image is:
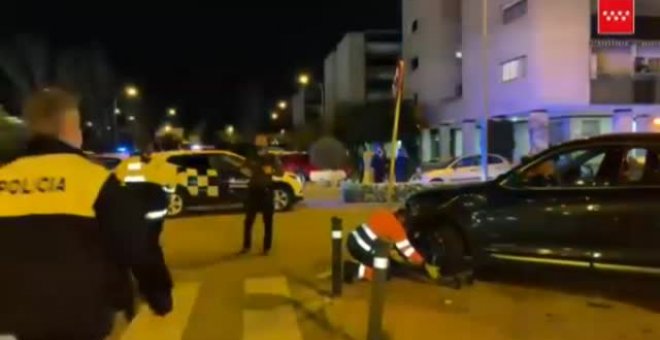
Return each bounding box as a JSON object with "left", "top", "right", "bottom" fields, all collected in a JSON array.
[
  {"left": 243, "top": 276, "right": 303, "bottom": 340},
  {"left": 120, "top": 282, "right": 200, "bottom": 340}
]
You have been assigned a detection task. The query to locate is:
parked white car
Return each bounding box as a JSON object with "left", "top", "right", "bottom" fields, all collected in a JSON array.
[{"left": 412, "top": 154, "right": 512, "bottom": 184}]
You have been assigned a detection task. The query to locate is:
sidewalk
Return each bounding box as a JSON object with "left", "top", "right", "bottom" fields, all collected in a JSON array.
[{"left": 292, "top": 275, "right": 659, "bottom": 340}]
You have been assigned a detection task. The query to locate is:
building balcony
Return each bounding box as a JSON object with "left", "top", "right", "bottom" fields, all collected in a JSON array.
[
  {"left": 365, "top": 42, "right": 401, "bottom": 56},
  {"left": 366, "top": 66, "right": 395, "bottom": 81},
  {"left": 591, "top": 74, "right": 660, "bottom": 104}
]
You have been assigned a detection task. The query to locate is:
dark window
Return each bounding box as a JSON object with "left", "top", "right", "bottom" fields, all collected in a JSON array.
[
  {"left": 511, "top": 147, "right": 621, "bottom": 188},
  {"left": 503, "top": 0, "right": 527, "bottom": 24},
  {"left": 488, "top": 155, "right": 504, "bottom": 164},
  {"left": 167, "top": 155, "right": 211, "bottom": 171},
  {"left": 92, "top": 157, "right": 121, "bottom": 170},
  {"left": 411, "top": 20, "right": 419, "bottom": 33},
  {"left": 411, "top": 57, "right": 419, "bottom": 71},
  {"left": 618, "top": 147, "right": 660, "bottom": 186}
]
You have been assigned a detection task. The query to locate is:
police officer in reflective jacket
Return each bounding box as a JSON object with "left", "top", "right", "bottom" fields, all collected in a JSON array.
[{"left": 0, "top": 88, "right": 173, "bottom": 340}]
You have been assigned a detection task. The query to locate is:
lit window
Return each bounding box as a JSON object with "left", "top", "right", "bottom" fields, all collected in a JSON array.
[
  {"left": 501, "top": 56, "right": 526, "bottom": 82},
  {"left": 502, "top": 0, "right": 527, "bottom": 24}
]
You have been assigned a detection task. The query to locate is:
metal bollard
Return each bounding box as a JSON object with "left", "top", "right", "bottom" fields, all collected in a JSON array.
[
  {"left": 367, "top": 239, "right": 390, "bottom": 340},
  {"left": 331, "top": 216, "right": 343, "bottom": 297}
]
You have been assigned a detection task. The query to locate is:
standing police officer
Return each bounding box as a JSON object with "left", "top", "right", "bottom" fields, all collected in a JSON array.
[
  {"left": 241, "top": 143, "right": 277, "bottom": 255},
  {"left": 0, "top": 88, "right": 173, "bottom": 340}
]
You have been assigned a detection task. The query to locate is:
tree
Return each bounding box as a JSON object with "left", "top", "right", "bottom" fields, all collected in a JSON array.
[
  {"left": 332, "top": 99, "right": 420, "bottom": 146},
  {"left": 309, "top": 136, "right": 347, "bottom": 170}
]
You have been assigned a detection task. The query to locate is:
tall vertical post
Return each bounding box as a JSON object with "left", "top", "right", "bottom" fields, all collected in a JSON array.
[
  {"left": 387, "top": 60, "right": 406, "bottom": 202},
  {"left": 367, "top": 239, "right": 390, "bottom": 340},
  {"left": 331, "top": 216, "right": 343, "bottom": 297},
  {"left": 480, "top": 0, "right": 490, "bottom": 181}
]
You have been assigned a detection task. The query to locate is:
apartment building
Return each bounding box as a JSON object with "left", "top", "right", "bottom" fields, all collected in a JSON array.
[
  {"left": 320, "top": 30, "right": 401, "bottom": 129},
  {"left": 404, "top": 0, "right": 660, "bottom": 163}
]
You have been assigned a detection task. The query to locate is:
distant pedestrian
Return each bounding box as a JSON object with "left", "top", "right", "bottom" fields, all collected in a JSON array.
[
  {"left": 371, "top": 147, "right": 386, "bottom": 183},
  {"left": 241, "top": 146, "right": 278, "bottom": 255},
  {"left": 395, "top": 147, "right": 409, "bottom": 183}
]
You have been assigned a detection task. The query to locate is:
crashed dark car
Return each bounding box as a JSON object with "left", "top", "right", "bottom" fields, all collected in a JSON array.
[{"left": 405, "top": 133, "right": 660, "bottom": 277}]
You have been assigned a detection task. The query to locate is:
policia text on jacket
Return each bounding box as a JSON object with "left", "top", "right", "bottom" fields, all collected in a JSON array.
[{"left": 0, "top": 177, "right": 66, "bottom": 194}]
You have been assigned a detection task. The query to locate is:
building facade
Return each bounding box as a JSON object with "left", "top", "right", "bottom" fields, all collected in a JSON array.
[
  {"left": 404, "top": 0, "right": 660, "bottom": 163},
  {"left": 319, "top": 30, "right": 402, "bottom": 129}
]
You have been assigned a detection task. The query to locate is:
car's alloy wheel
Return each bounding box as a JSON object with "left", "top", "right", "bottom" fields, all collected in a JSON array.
[
  {"left": 273, "top": 188, "right": 291, "bottom": 211},
  {"left": 168, "top": 193, "right": 184, "bottom": 216}
]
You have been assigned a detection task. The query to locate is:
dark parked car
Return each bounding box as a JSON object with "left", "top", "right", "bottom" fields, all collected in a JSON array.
[{"left": 405, "top": 133, "right": 660, "bottom": 278}]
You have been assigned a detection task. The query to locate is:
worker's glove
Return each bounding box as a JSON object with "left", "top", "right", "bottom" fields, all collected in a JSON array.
[
  {"left": 145, "top": 290, "right": 173, "bottom": 316},
  {"left": 424, "top": 263, "right": 441, "bottom": 280}
]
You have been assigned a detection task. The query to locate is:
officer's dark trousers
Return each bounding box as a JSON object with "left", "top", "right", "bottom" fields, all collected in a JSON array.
[{"left": 243, "top": 189, "right": 274, "bottom": 252}]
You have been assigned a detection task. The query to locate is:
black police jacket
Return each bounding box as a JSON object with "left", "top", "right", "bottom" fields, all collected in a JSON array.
[{"left": 0, "top": 136, "right": 172, "bottom": 337}]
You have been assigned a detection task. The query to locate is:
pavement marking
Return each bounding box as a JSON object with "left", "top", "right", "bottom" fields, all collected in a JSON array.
[
  {"left": 121, "top": 282, "right": 200, "bottom": 340},
  {"left": 243, "top": 276, "right": 303, "bottom": 340}
]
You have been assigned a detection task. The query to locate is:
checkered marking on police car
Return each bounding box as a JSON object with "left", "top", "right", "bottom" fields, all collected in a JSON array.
[{"left": 182, "top": 168, "right": 220, "bottom": 197}]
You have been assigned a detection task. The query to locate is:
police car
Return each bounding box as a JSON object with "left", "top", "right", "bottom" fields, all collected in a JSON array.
[
  {"left": 87, "top": 153, "right": 129, "bottom": 170},
  {"left": 115, "top": 150, "right": 304, "bottom": 216}
]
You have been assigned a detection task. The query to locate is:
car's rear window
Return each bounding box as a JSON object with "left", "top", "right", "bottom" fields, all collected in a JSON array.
[{"left": 93, "top": 157, "right": 122, "bottom": 170}]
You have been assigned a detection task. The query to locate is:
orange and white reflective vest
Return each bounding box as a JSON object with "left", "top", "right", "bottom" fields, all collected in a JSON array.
[{"left": 352, "top": 209, "right": 424, "bottom": 265}]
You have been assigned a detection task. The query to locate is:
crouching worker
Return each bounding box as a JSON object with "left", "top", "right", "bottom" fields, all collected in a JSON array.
[{"left": 343, "top": 208, "right": 439, "bottom": 283}]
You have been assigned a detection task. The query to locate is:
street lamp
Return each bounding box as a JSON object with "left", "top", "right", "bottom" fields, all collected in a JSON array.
[
  {"left": 298, "top": 73, "right": 310, "bottom": 86},
  {"left": 271, "top": 112, "right": 279, "bottom": 120},
  {"left": 124, "top": 85, "right": 139, "bottom": 98},
  {"left": 114, "top": 108, "right": 121, "bottom": 115},
  {"left": 167, "top": 107, "right": 177, "bottom": 116},
  {"left": 277, "top": 100, "right": 288, "bottom": 110},
  {"left": 128, "top": 115, "right": 135, "bottom": 122},
  {"left": 164, "top": 124, "right": 172, "bottom": 133},
  {"left": 225, "top": 125, "right": 234, "bottom": 135},
  {"left": 85, "top": 121, "right": 93, "bottom": 128}
]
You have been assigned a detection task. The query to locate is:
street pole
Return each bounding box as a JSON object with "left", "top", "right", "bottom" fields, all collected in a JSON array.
[
  {"left": 387, "top": 60, "right": 405, "bottom": 203},
  {"left": 480, "top": 0, "right": 490, "bottom": 181},
  {"left": 112, "top": 98, "right": 119, "bottom": 148}
]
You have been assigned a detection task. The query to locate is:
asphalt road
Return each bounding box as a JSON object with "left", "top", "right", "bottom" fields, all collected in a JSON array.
[{"left": 112, "top": 186, "right": 660, "bottom": 340}]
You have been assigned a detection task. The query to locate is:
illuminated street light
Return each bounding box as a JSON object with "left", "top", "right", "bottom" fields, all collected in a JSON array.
[
  {"left": 114, "top": 108, "right": 121, "bottom": 115},
  {"left": 298, "top": 73, "right": 310, "bottom": 86},
  {"left": 277, "top": 101, "right": 287, "bottom": 110},
  {"left": 167, "top": 107, "right": 177, "bottom": 116},
  {"left": 164, "top": 124, "right": 172, "bottom": 133},
  {"left": 226, "top": 125, "right": 235, "bottom": 135},
  {"left": 128, "top": 115, "right": 135, "bottom": 121},
  {"left": 654, "top": 118, "right": 660, "bottom": 126},
  {"left": 124, "top": 85, "right": 139, "bottom": 98},
  {"left": 280, "top": 128, "right": 286, "bottom": 135},
  {"left": 271, "top": 112, "right": 279, "bottom": 120},
  {"left": 85, "top": 121, "right": 93, "bottom": 128}
]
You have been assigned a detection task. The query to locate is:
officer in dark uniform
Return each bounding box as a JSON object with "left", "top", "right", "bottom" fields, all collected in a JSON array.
[
  {"left": 0, "top": 88, "right": 172, "bottom": 340},
  {"left": 115, "top": 144, "right": 171, "bottom": 320},
  {"left": 241, "top": 146, "right": 277, "bottom": 255}
]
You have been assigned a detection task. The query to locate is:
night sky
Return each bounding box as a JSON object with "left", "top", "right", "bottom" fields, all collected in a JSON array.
[{"left": 2, "top": 1, "right": 400, "bottom": 133}]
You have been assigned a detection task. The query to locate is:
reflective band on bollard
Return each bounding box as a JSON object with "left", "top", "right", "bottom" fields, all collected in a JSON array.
[
  {"left": 373, "top": 257, "right": 389, "bottom": 270},
  {"left": 367, "top": 239, "right": 390, "bottom": 340},
  {"left": 331, "top": 216, "right": 343, "bottom": 297}
]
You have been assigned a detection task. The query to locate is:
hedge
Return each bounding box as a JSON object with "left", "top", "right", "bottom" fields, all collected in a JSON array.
[{"left": 340, "top": 181, "right": 444, "bottom": 203}]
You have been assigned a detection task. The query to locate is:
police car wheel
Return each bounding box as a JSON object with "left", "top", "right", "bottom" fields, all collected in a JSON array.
[
  {"left": 273, "top": 186, "right": 293, "bottom": 212},
  {"left": 168, "top": 193, "right": 185, "bottom": 216}
]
